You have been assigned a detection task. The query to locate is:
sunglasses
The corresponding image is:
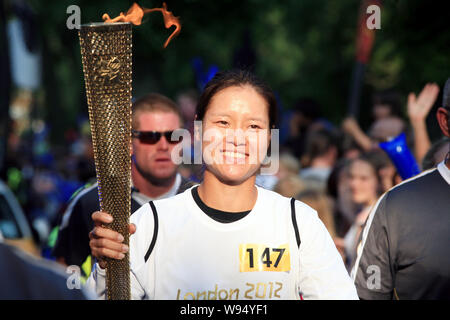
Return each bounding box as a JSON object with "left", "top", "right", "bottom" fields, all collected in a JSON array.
[{"left": 132, "top": 130, "right": 182, "bottom": 144}]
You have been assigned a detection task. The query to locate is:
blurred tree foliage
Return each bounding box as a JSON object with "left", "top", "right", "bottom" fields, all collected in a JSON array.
[{"left": 23, "top": 0, "right": 450, "bottom": 143}]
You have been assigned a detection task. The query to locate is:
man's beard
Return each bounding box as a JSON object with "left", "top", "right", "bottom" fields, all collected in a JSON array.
[{"left": 133, "top": 157, "right": 177, "bottom": 187}]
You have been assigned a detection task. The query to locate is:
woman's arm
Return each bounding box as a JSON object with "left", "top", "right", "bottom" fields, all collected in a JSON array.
[{"left": 342, "top": 117, "right": 374, "bottom": 152}]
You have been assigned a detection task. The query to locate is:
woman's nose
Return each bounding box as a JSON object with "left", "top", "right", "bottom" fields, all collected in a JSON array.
[{"left": 224, "top": 128, "right": 246, "bottom": 146}]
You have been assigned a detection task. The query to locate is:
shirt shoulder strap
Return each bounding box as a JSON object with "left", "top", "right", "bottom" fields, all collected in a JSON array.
[
  {"left": 144, "top": 201, "right": 159, "bottom": 263},
  {"left": 290, "top": 198, "right": 301, "bottom": 248}
]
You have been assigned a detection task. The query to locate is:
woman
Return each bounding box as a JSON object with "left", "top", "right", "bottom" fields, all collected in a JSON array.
[
  {"left": 344, "top": 152, "right": 383, "bottom": 267},
  {"left": 87, "top": 70, "right": 357, "bottom": 300}
]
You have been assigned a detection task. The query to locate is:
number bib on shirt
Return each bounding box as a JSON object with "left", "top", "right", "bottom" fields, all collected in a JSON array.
[{"left": 239, "top": 244, "right": 291, "bottom": 272}]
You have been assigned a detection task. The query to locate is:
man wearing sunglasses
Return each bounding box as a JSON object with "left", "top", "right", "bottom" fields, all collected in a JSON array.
[{"left": 52, "top": 93, "right": 195, "bottom": 277}]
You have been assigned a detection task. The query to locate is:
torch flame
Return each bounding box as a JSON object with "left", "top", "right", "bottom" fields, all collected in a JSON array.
[{"left": 102, "top": 2, "right": 181, "bottom": 48}]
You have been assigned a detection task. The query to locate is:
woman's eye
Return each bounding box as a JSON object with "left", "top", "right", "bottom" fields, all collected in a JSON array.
[
  {"left": 217, "top": 120, "right": 228, "bottom": 126},
  {"left": 249, "top": 124, "right": 260, "bottom": 129}
]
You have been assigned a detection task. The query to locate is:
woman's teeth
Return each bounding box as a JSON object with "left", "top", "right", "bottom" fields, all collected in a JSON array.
[{"left": 222, "top": 151, "right": 246, "bottom": 159}]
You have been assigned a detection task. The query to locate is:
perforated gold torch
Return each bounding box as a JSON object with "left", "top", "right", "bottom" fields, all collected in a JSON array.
[
  {"left": 78, "top": 2, "right": 180, "bottom": 300},
  {"left": 79, "top": 21, "right": 133, "bottom": 300}
]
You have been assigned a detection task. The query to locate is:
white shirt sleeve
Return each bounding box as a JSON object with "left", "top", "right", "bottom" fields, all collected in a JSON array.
[{"left": 295, "top": 201, "right": 359, "bottom": 300}]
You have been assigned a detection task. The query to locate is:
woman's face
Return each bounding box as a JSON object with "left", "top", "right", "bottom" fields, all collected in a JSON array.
[
  {"left": 200, "top": 85, "right": 271, "bottom": 185},
  {"left": 349, "top": 160, "right": 379, "bottom": 206},
  {"left": 372, "top": 104, "right": 391, "bottom": 120}
]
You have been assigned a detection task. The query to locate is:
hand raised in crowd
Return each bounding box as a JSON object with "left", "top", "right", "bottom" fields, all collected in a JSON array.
[
  {"left": 407, "top": 83, "right": 439, "bottom": 125},
  {"left": 342, "top": 117, "right": 361, "bottom": 135},
  {"left": 342, "top": 117, "right": 373, "bottom": 151},
  {"left": 89, "top": 211, "right": 136, "bottom": 269},
  {"left": 407, "top": 83, "right": 439, "bottom": 164}
]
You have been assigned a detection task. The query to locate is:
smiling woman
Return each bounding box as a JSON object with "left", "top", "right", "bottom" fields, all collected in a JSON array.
[
  {"left": 195, "top": 71, "right": 275, "bottom": 211},
  {"left": 200, "top": 86, "right": 270, "bottom": 189},
  {"left": 87, "top": 69, "right": 358, "bottom": 300}
]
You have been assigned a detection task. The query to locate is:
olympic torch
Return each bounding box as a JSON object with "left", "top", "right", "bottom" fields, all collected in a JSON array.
[
  {"left": 79, "top": 21, "right": 133, "bottom": 300},
  {"left": 78, "top": 2, "right": 180, "bottom": 300}
]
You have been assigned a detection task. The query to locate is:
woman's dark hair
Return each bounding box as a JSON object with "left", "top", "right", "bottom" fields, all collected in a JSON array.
[
  {"left": 327, "top": 158, "right": 352, "bottom": 198},
  {"left": 352, "top": 151, "right": 392, "bottom": 196},
  {"left": 372, "top": 89, "right": 403, "bottom": 118},
  {"left": 303, "top": 129, "right": 338, "bottom": 167},
  {"left": 195, "top": 69, "right": 278, "bottom": 128}
]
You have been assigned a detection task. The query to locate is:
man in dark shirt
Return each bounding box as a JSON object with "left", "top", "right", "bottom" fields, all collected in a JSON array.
[
  {"left": 52, "top": 93, "right": 195, "bottom": 271},
  {"left": 351, "top": 79, "right": 450, "bottom": 299}
]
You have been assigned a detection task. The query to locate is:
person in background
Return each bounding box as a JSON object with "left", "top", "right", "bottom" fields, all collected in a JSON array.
[
  {"left": 351, "top": 78, "right": 450, "bottom": 300},
  {"left": 284, "top": 98, "right": 323, "bottom": 159},
  {"left": 52, "top": 93, "right": 195, "bottom": 276},
  {"left": 342, "top": 115, "right": 405, "bottom": 152},
  {"left": 342, "top": 90, "right": 403, "bottom": 152},
  {"left": 299, "top": 129, "right": 338, "bottom": 192},
  {"left": 344, "top": 152, "right": 383, "bottom": 267},
  {"left": 326, "top": 159, "right": 358, "bottom": 238},
  {"left": 273, "top": 174, "right": 305, "bottom": 198},
  {"left": 407, "top": 83, "right": 440, "bottom": 165},
  {"left": 255, "top": 152, "right": 300, "bottom": 191},
  {"left": 342, "top": 84, "right": 439, "bottom": 167},
  {"left": 295, "top": 189, "right": 337, "bottom": 239},
  {"left": 368, "top": 117, "right": 406, "bottom": 145},
  {"left": 295, "top": 188, "right": 347, "bottom": 262},
  {"left": 371, "top": 90, "right": 404, "bottom": 121},
  {"left": 326, "top": 151, "right": 397, "bottom": 265},
  {"left": 277, "top": 152, "right": 301, "bottom": 180},
  {"left": 176, "top": 89, "right": 198, "bottom": 137},
  {"left": 339, "top": 135, "right": 363, "bottom": 161},
  {"left": 365, "top": 150, "right": 399, "bottom": 194}
]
